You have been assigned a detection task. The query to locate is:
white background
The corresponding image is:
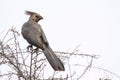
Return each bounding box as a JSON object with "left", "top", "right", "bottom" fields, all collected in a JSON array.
[{"left": 0, "top": 0, "right": 120, "bottom": 80}]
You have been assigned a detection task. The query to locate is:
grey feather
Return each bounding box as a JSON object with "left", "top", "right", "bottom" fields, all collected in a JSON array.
[
  {"left": 21, "top": 11, "right": 65, "bottom": 71},
  {"left": 43, "top": 46, "right": 65, "bottom": 71}
]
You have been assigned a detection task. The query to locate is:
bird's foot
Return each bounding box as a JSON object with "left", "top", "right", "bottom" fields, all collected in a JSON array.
[
  {"left": 27, "top": 45, "right": 33, "bottom": 52},
  {"left": 33, "top": 48, "right": 39, "bottom": 54}
]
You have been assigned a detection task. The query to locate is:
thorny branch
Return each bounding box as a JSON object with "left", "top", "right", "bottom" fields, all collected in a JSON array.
[{"left": 0, "top": 27, "right": 119, "bottom": 80}]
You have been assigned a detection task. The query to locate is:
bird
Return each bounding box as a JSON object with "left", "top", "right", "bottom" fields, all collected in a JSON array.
[{"left": 21, "top": 11, "right": 65, "bottom": 71}]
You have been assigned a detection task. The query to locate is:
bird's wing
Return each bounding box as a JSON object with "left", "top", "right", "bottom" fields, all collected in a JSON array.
[
  {"left": 34, "top": 24, "right": 49, "bottom": 45},
  {"left": 40, "top": 26, "right": 49, "bottom": 45}
]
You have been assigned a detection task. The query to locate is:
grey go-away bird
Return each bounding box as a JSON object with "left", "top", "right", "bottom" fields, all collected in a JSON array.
[{"left": 21, "top": 11, "right": 65, "bottom": 71}]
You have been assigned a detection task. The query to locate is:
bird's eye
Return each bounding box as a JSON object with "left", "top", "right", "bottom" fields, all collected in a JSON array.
[{"left": 36, "top": 15, "right": 39, "bottom": 18}]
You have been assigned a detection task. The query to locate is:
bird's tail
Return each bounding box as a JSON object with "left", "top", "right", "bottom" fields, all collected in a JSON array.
[{"left": 43, "top": 46, "right": 65, "bottom": 71}]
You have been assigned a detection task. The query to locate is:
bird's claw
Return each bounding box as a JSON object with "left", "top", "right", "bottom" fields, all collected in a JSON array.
[
  {"left": 27, "top": 45, "right": 33, "bottom": 52},
  {"left": 33, "top": 48, "right": 39, "bottom": 54},
  {"left": 27, "top": 45, "right": 39, "bottom": 54}
]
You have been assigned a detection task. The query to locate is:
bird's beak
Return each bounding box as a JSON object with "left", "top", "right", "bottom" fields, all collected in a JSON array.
[{"left": 40, "top": 16, "right": 43, "bottom": 20}]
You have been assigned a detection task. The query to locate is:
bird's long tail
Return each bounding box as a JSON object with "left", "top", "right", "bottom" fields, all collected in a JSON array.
[{"left": 43, "top": 46, "right": 65, "bottom": 71}]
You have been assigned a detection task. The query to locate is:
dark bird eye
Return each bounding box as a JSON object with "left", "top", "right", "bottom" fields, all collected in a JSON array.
[{"left": 36, "top": 15, "right": 39, "bottom": 18}]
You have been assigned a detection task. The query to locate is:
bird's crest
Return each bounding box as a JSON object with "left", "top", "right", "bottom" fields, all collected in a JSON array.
[{"left": 25, "top": 11, "right": 38, "bottom": 15}]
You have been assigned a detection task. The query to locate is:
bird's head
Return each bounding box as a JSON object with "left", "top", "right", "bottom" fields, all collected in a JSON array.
[{"left": 25, "top": 11, "right": 43, "bottom": 22}]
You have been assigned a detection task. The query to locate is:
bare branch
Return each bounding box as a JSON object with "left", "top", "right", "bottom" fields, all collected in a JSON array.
[{"left": 0, "top": 27, "right": 119, "bottom": 80}]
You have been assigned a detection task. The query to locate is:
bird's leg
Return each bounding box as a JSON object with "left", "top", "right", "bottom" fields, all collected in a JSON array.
[
  {"left": 33, "top": 47, "right": 39, "bottom": 54},
  {"left": 27, "top": 45, "right": 33, "bottom": 52}
]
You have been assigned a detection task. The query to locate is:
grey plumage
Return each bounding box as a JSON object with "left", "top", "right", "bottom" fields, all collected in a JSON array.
[{"left": 21, "top": 11, "right": 65, "bottom": 71}]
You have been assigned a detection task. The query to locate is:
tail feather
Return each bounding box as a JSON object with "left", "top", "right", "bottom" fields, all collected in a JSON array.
[{"left": 43, "top": 46, "right": 65, "bottom": 71}]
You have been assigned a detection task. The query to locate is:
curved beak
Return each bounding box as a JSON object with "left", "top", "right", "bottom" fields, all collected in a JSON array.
[{"left": 40, "top": 16, "right": 43, "bottom": 20}]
